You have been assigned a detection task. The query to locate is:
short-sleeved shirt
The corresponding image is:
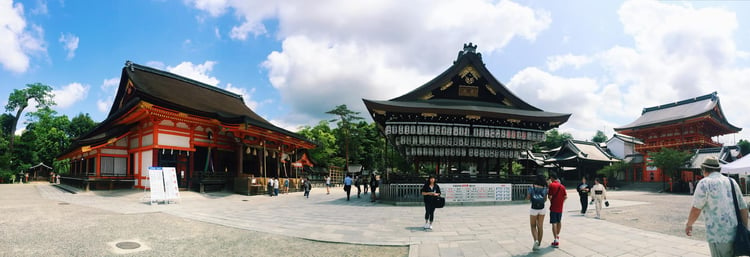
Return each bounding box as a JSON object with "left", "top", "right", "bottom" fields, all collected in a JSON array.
[
  {"left": 548, "top": 180, "right": 567, "bottom": 213},
  {"left": 692, "top": 172, "right": 748, "bottom": 243},
  {"left": 421, "top": 184, "right": 441, "bottom": 204},
  {"left": 344, "top": 177, "right": 353, "bottom": 186}
]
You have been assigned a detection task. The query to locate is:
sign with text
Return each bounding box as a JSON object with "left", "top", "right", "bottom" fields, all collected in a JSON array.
[
  {"left": 442, "top": 183, "right": 512, "bottom": 202},
  {"left": 148, "top": 167, "right": 165, "bottom": 204},
  {"left": 162, "top": 167, "right": 181, "bottom": 201},
  {"left": 148, "top": 167, "right": 181, "bottom": 204}
]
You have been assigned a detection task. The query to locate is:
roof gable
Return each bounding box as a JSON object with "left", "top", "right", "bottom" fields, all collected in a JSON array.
[
  {"left": 391, "top": 43, "right": 541, "bottom": 111},
  {"left": 549, "top": 139, "right": 617, "bottom": 162},
  {"left": 109, "top": 61, "right": 271, "bottom": 126},
  {"left": 615, "top": 92, "right": 740, "bottom": 131}
]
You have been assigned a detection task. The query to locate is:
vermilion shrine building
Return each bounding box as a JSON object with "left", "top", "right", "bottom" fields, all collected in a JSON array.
[
  {"left": 614, "top": 92, "right": 741, "bottom": 182},
  {"left": 363, "top": 43, "right": 571, "bottom": 181},
  {"left": 57, "top": 62, "right": 316, "bottom": 192}
]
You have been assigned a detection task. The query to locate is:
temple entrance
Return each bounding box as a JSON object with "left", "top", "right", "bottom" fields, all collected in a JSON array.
[{"left": 157, "top": 149, "right": 191, "bottom": 189}]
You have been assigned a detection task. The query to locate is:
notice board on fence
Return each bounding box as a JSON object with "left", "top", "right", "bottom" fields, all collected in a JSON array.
[
  {"left": 443, "top": 183, "right": 512, "bottom": 202},
  {"left": 162, "top": 167, "right": 181, "bottom": 201},
  {"left": 148, "top": 167, "right": 166, "bottom": 203}
]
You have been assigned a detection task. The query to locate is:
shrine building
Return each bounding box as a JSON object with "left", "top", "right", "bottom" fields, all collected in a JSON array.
[
  {"left": 363, "top": 43, "right": 571, "bottom": 182},
  {"left": 614, "top": 92, "right": 741, "bottom": 182},
  {"left": 57, "top": 61, "right": 316, "bottom": 192}
]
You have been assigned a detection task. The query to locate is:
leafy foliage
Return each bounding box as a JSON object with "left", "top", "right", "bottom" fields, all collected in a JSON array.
[
  {"left": 592, "top": 130, "right": 607, "bottom": 143},
  {"left": 534, "top": 129, "right": 574, "bottom": 151},
  {"left": 738, "top": 139, "right": 750, "bottom": 157},
  {"left": 650, "top": 147, "right": 692, "bottom": 191}
]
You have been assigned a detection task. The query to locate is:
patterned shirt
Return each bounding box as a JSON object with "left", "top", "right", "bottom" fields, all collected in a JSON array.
[{"left": 692, "top": 172, "right": 748, "bottom": 243}]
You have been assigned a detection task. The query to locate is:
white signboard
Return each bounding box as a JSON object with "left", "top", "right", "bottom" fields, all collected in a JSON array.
[
  {"left": 148, "top": 167, "right": 165, "bottom": 204},
  {"left": 162, "top": 167, "right": 181, "bottom": 201},
  {"left": 443, "top": 183, "right": 512, "bottom": 202}
]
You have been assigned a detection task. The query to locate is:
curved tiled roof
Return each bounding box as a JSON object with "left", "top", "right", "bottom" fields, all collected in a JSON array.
[{"left": 615, "top": 92, "right": 741, "bottom": 132}]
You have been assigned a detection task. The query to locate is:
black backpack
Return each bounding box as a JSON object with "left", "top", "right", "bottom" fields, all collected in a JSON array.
[{"left": 530, "top": 187, "right": 546, "bottom": 210}]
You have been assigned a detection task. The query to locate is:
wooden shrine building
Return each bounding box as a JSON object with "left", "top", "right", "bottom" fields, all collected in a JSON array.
[
  {"left": 363, "top": 43, "right": 571, "bottom": 182},
  {"left": 614, "top": 92, "right": 741, "bottom": 182},
  {"left": 57, "top": 61, "right": 316, "bottom": 192}
]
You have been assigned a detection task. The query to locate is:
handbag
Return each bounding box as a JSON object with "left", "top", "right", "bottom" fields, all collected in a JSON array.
[
  {"left": 729, "top": 177, "right": 750, "bottom": 256},
  {"left": 434, "top": 197, "right": 445, "bottom": 208}
]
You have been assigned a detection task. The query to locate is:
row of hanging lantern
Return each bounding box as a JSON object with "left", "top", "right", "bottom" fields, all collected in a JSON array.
[
  {"left": 404, "top": 146, "right": 521, "bottom": 158},
  {"left": 385, "top": 123, "right": 545, "bottom": 141},
  {"left": 395, "top": 135, "right": 533, "bottom": 149}
]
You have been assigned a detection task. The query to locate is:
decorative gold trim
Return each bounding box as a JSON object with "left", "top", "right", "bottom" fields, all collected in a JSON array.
[
  {"left": 459, "top": 66, "right": 481, "bottom": 80},
  {"left": 507, "top": 119, "right": 521, "bottom": 123},
  {"left": 440, "top": 81, "right": 453, "bottom": 91},
  {"left": 373, "top": 109, "right": 386, "bottom": 115},
  {"left": 466, "top": 115, "right": 481, "bottom": 120},
  {"left": 421, "top": 113, "right": 437, "bottom": 117},
  {"left": 502, "top": 98, "right": 513, "bottom": 106},
  {"left": 420, "top": 93, "right": 434, "bottom": 100},
  {"left": 458, "top": 85, "right": 479, "bottom": 97},
  {"left": 81, "top": 146, "right": 91, "bottom": 152},
  {"left": 485, "top": 84, "right": 496, "bottom": 95}
]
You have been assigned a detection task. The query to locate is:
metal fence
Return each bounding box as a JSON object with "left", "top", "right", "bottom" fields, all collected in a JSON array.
[{"left": 379, "top": 183, "right": 532, "bottom": 203}]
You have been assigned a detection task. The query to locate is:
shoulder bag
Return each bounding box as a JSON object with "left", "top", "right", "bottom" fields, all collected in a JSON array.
[{"left": 729, "top": 177, "right": 750, "bottom": 256}]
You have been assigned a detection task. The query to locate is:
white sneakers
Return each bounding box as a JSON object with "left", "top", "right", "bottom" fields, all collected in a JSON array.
[
  {"left": 532, "top": 241, "right": 540, "bottom": 250},
  {"left": 424, "top": 223, "right": 430, "bottom": 229}
]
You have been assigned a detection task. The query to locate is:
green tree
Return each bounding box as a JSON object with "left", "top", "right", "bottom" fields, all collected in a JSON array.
[
  {"left": 592, "top": 130, "right": 607, "bottom": 143},
  {"left": 738, "top": 139, "right": 750, "bottom": 156},
  {"left": 650, "top": 148, "right": 692, "bottom": 192},
  {"left": 535, "top": 129, "right": 573, "bottom": 151},
  {"left": 597, "top": 161, "right": 627, "bottom": 178},
  {"left": 298, "top": 121, "right": 339, "bottom": 167},
  {"left": 326, "top": 104, "right": 363, "bottom": 170},
  {"left": 5, "top": 83, "right": 55, "bottom": 154},
  {"left": 68, "top": 113, "right": 97, "bottom": 139},
  {"left": 21, "top": 107, "right": 71, "bottom": 167}
]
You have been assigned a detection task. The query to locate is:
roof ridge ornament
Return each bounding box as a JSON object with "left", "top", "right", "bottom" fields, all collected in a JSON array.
[
  {"left": 455, "top": 42, "right": 482, "bottom": 64},
  {"left": 125, "top": 60, "right": 135, "bottom": 71}
]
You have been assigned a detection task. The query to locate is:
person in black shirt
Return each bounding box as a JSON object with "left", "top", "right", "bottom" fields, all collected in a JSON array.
[
  {"left": 421, "top": 175, "right": 441, "bottom": 230},
  {"left": 577, "top": 177, "right": 591, "bottom": 215}
]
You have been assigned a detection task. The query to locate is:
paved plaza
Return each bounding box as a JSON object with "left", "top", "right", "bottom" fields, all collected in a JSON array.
[{"left": 1, "top": 182, "right": 718, "bottom": 256}]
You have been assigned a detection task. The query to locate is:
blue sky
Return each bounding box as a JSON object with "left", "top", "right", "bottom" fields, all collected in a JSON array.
[{"left": 2, "top": 0, "right": 750, "bottom": 144}]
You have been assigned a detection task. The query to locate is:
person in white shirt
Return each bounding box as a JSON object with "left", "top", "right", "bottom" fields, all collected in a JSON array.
[{"left": 273, "top": 177, "right": 280, "bottom": 196}]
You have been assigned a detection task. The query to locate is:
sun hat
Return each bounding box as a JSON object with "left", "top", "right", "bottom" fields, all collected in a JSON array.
[{"left": 700, "top": 156, "right": 721, "bottom": 171}]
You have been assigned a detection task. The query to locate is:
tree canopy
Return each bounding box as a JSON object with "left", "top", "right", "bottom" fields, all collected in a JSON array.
[{"left": 592, "top": 130, "right": 607, "bottom": 143}]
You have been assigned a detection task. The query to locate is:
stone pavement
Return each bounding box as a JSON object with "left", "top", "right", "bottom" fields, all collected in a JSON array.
[{"left": 36, "top": 183, "right": 711, "bottom": 257}]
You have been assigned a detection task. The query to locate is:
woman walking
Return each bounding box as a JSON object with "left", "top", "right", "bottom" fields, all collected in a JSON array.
[
  {"left": 526, "top": 175, "right": 548, "bottom": 251},
  {"left": 591, "top": 178, "right": 608, "bottom": 219},
  {"left": 421, "top": 175, "right": 441, "bottom": 230}
]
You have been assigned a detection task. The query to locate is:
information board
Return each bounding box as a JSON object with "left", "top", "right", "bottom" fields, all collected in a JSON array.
[
  {"left": 443, "top": 183, "right": 512, "bottom": 202},
  {"left": 162, "top": 167, "right": 181, "bottom": 201},
  {"left": 148, "top": 167, "right": 165, "bottom": 204}
]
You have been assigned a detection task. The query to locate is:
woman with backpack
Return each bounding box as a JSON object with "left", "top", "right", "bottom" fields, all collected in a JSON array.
[{"left": 526, "top": 174, "right": 548, "bottom": 251}]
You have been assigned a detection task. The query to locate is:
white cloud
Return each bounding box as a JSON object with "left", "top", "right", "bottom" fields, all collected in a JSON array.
[
  {"left": 508, "top": 0, "right": 750, "bottom": 142},
  {"left": 31, "top": 0, "right": 47, "bottom": 15},
  {"left": 189, "top": 0, "right": 551, "bottom": 127},
  {"left": 145, "top": 61, "right": 165, "bottom": 70},
  {"left": 59, "top": 32, "right": 79, "bottom": 60},
  {"left": 166, "top": 61, "right": 220, "bottom": 86},
  {"left": 224, "top": 83, "right": 259, "bottom": 110},
  {"left": 214, "top": 27, "right": 220, "bottom": 39},
  {"left": 97, "top": 77, "right": 119, "bottom": 113},
  {"left": 0, "top": 1, "right": 47, "bottom": 73},
  {"left": 546, "top": 54, "right": 591, "bottom": 71},
  {"left": 186, "top": 0, "right": 228, "bottom": 17},
  {"left": 53, "top": 82, "right": 89, "bottom": 109}
]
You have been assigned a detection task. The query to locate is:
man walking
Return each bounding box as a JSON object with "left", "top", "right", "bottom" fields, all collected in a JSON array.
[
  {"left": 548, "top": 173, "right": 567, "bottom": 248},
  {"left": 344, "top": 174, "right": 353, "bottom": 201},
  {"left": 686, "top": 157, "right": 748, "bottom": 257}
]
